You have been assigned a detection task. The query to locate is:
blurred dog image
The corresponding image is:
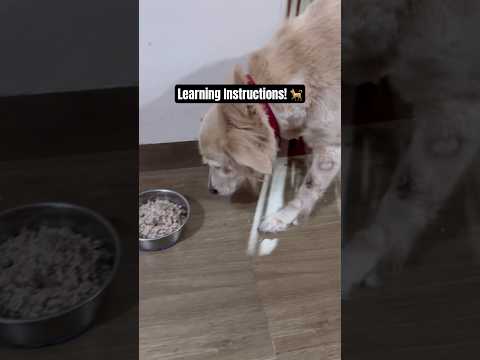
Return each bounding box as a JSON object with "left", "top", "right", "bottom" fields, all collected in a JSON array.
[
  {"left": 199, "top": 0, "right": 340, "bottom": 233},
  {"left": 342, "top": 0, "right": 480, "bottom": 296}
]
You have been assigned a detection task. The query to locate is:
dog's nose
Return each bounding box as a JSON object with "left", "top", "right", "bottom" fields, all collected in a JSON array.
[{"left": 208, "top": 174, "right": 218, "bottom": 195}]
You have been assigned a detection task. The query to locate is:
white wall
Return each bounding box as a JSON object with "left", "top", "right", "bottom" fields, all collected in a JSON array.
[
  {"left": 0, "top": 1, "right": 137, "bottom": 96},
  {"left": 139, "top": 0, "right": 286, "bottom": 144}
]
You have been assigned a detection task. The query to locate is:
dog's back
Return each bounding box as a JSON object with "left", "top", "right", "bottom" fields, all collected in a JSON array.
[{"left": 249, "top": 0, "right": 340, "bottom": 104}]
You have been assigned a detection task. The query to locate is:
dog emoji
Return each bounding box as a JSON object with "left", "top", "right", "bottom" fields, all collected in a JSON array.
[{"left": 290, "top": 88, "right": 303, "bottom": 101}]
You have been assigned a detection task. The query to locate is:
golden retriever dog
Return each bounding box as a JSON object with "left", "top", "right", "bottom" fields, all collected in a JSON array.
[{"left": 199, "top": 0, "right": 340, "bottom": 233}]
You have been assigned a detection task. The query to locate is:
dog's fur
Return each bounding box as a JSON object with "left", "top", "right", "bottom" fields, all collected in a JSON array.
[
  {"left": 199, "top": 0, "right": 340, "bottom": 232},
  {"left": 342, "top": 0, "right": 480, "bottom": 295}
]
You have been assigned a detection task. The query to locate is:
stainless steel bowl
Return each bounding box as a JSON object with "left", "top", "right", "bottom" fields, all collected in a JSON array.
[
  {"left": 0, "top": 203, "right": 120, "bottom": 348},
  {"left": 139, "top": 189, "right": 190, "bottom": 251}
]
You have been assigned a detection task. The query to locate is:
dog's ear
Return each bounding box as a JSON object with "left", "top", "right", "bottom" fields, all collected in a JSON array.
[
  {"left": 227, "top": 65, "right": 259, "bottom": 117},
  {"left": 221, "top": 102, "right": 258, "bottom": 120},
  {"left": 232, "top": 64, "right": 246, "bottom": 85},
  {"left": 227, "top": 132, "right": 273, "bottom": 174}
]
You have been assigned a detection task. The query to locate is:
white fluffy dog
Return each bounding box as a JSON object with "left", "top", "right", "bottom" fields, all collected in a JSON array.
[{"left": 199, "top": 0, "right": 340, "bottom": 233}]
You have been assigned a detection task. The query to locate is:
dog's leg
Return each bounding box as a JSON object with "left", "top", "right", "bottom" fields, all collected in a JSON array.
[
  {"left": 342, "top": 106, "right": 480, "bottom": 297},
  {"left": 334, "top": 172, "right": 341, "bottom": 215},
  {"left": 464, "top": 167, "right": 480, "bottom": 264},
  {"left": 259, "top": 145, "right": 340, "bottom": 233}
]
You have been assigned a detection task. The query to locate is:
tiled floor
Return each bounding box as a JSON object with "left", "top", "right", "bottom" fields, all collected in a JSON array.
[{"left": 139, "top": 160, "right": 340, "bottom": 360}]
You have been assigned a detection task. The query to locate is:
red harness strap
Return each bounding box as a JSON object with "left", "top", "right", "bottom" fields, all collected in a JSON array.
[
  {"left": 245, "top": 74, "right": 281, "bottom": 139},
  {"left": 245, "top": 74, "right": 308, "bottom": 157}
]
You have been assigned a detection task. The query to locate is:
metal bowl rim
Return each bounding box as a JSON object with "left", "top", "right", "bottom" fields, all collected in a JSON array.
[
  {"left": 0, "top": 202, "right": 121, "bottom": 324},
  {"left": 138, "top": 189, "right": 191, "bottom": 242}
]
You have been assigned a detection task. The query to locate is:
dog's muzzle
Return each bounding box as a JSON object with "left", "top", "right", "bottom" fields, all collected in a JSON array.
[{"left": 208, "top": 170, "right": 218, "bottom": 194}]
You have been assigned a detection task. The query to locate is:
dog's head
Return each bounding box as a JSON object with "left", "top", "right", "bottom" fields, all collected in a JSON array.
[{"left": 198, "top": 65, "right": 276, "bottom": 196}]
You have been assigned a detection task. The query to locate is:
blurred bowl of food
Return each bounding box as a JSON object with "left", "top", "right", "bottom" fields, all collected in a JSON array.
[{"left": 0, "top": 202, "right": 120, "bottom": 348}]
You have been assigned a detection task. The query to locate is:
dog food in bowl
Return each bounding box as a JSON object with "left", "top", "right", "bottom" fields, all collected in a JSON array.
[
  {"left": 139, "top": 199, "right": 187, "bottom": 239},
  {"left": 0, "top": 225, "right": 115, "bottom": 320}
]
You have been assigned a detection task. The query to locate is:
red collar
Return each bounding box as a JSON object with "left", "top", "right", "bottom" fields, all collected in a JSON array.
[
  {"left": 245, "top": 74, "right": 309, "bottom": 157},
  {"left": 245, "top": 74, "right": 281, "bottom": 139}
]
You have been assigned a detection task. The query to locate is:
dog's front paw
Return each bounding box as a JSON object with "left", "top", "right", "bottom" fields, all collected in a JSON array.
[
  {"left": 259, "top": 207, "right": 300, "bottom": 233},
  {"left": 342, "top": 226, "right": 386, "bottom": 297},
  {"left": 259, "top": 214, "right": 291, "bottom": 233}
]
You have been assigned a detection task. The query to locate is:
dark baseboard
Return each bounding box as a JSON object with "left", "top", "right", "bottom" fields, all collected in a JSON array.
[
  {"left": 0, "top": 86, "right": 138, "bottom": 162},
  {"left": 140, "top": 141, "right": 202, "bottom": 172}
]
